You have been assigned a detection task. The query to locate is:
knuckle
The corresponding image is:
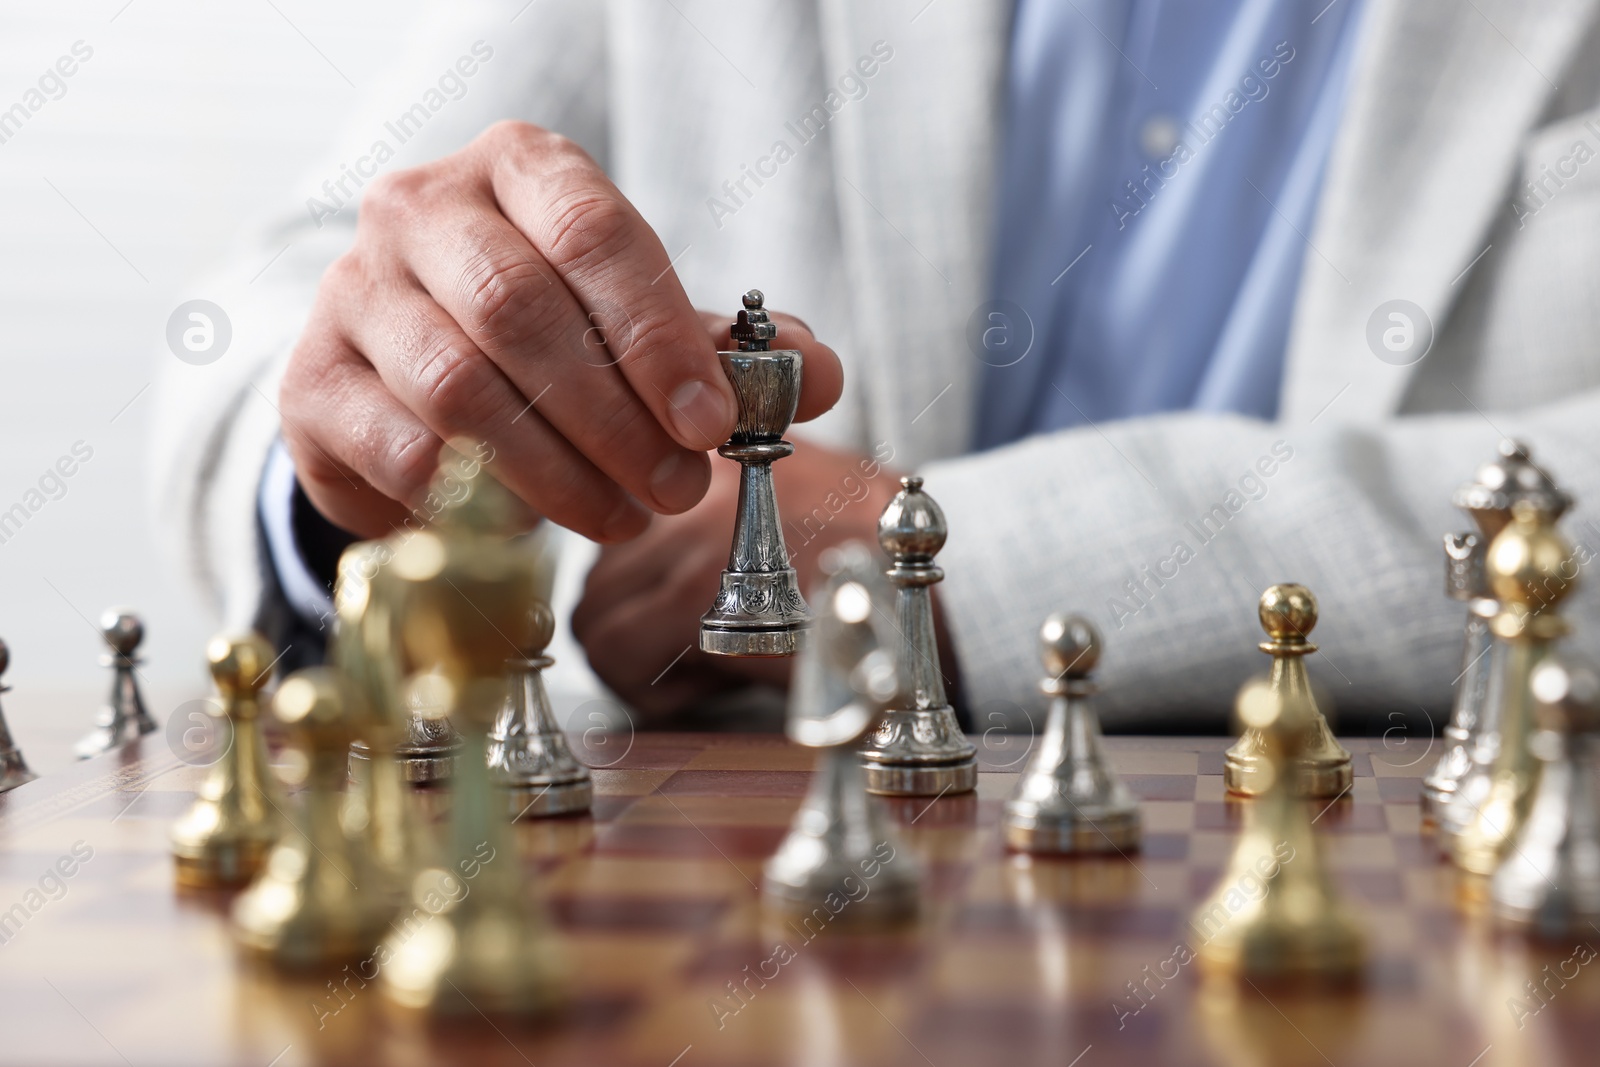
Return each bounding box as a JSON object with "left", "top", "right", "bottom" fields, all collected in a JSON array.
[
  {"left": 456, "top": 249, "right": 548, "bottom": 347},
  {"left": 412, "top": 341, "right": 497, "bottom": 429},
  {"left": 361, "top": 168, "right": 433, "bottom": 225},
  {"left": 540, "top": 191, "right": 636, "bottom": 271}
]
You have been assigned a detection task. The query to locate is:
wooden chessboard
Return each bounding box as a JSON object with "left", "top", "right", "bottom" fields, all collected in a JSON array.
[{"left": 0, "top": 731, "right": 1595, "bottom": 1067}]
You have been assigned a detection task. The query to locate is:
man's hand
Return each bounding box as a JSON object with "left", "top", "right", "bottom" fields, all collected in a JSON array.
[
  {"left": 279, "top": 121, "right": 842, "bottom": 540},
  {"left": 572, "top": 441, "right": 904, "bottom": 717}
]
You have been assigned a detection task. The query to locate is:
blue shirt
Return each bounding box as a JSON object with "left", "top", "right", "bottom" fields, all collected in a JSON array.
[{"left": 974, "top": 0, "right": 1367, "bottom": 448}]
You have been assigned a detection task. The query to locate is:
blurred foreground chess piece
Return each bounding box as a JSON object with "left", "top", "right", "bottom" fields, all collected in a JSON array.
[
  {"left": 332, "top": 542, "right": 422, "bottom": 903},
  {"left": 74, "top": 610, "right": 156, "bottom": 759},
  {"left": 490, "top": 603, "right": 592, "bottom": 818},
  {"left": 763, "top": 544, "right": 920, "bottom": 923},
  {"left": 1003, "top": 614, "right": 1140, "bottom": 853},
  {"left": 699, "top": 289, "right": 811, "bottom": 656},
  {"left": 1455, "top": 493, "right": 1578, "bottom": 875},
  {"left": 1440, "top": 441, "right": 1572, "bottom": 840},
  {"left": 171, "top": 634, "right": 285, "bottom": 887},
  {"left": 1491, "top": 658, "right": 1600, "bottom": 935},
  {"left": 858, "top": 477, "right": 977, "bottom": 796},
  {"left": 1193, "top": 676, "right": 1365, "bottom": 983},
  {"left": 378, "top": 444, "right": 565, "bottom": 1017},
  {"left": 234, "top": 668, "right": 392, "bottom": 966},
  {"left": 1224, "top": 585, "right": 1351, "bottom": 798},
  {"left": 0, "top": 640, "right": 36, "bottom": 792}
]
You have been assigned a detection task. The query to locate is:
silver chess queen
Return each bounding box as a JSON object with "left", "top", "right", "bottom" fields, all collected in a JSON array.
[{"left": 699, "top": 290, "right": 811, "bottom": 657}]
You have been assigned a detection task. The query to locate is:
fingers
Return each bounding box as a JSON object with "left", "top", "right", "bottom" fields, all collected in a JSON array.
[
  {"left": 334, "top": 272, "right": 668, "bottom": 542},
  {"left": 696, "top": 308, "right": 844, "bottom": 424},
  {"left": 481, "top": 122, "right": 739, "bottom": 450},
  {"left": 377, "top": 200, "right": 712, "bottom": 520},
  {"left": 278, "top": 327, "right": 441, "bottom": 539}
]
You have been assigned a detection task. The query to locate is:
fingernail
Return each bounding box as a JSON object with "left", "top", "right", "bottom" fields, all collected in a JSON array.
[
  {"left": 650, "top": 450, "right": 710, "bottom": 512},
  {"left": 601, "top": 495, "right": 650, "bottom": 541},
  {"left": 667, "top": 379, "right": 734, "bottom": 448}
]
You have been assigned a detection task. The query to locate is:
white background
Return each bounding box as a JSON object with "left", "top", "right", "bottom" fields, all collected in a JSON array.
[{"left": 0, "top": 0, "right": 434, "bottom": 770}]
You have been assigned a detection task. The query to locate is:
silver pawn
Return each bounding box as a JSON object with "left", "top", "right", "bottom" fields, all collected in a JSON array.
[
  {"left": 75, "top": 610, "right": 157, "bottom": 759},
  {"left": 1440, "top": 440, "right": 1572, "bottom": 841},
  {"left": 763, "top": 544, "right": 920, "bottom": 923},
  {"left": 1491, "top": 658, "right": 1600, "bottom": 935},
  {"left": 1420, "top": 533, "right": 1493, "bottom": 820},
  {"left": 489, "top": 604, "right": 592, "bottom": 818},
  {"left": 699, "top": 289, "right": 811, "bottom": 657},
  {"left": 0, "top": 640, "right": 35, "bottom": 792},
  {"left": 1003, "top": 614, "right": 1140, "bottom": 853},
  {"left": 858, "top": 477, "right": 977, "bottom": 796}
]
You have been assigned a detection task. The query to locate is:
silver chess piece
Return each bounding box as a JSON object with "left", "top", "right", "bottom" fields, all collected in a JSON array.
[
  {"left": 858, "top": 477, "right": 977, "bottom": 796},
  {"left": 1491, "top": 657, "right": 1600, "bottom": 935},
  {"left": 1003, "top": 614, "right": 1140, "bottom": 853},
  {"left": 0, "top": 640, "right": 36, "bottom": 792},
  {"left": 763, "top": 545, "right": 920, "bottom": 924},
  {"left": 1420, "top": 533, "right": 1494, "bottom": 821},
  {"left": 1440, "top": 440, "right": 1572, "bottom": 841},
  {"left": 489, "top": 603, "right": 593, "bottom": 818},
  {"left": 699, "top": 290, "right": 811, "bottom": 657},
  {"left": 74, "top": 609, "right": 157, "bottom": 759}
]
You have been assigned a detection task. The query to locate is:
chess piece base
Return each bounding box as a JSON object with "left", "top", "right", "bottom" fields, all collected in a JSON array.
[
  {"left": 1195, "top": 922, "right": 1366, "bottom": 985},
  {"left": 761, "top": 876, "right": 919, "bottom": 927},
  {"left": 172, "top": 839, "right": 274, "bottom": 889},
  {"left": 0, "top": 748, "right": 36, "bottom": 792},
  {"left": 1003, "top": 809, "right": 1141, "bottom": 854},
  {"left": 1224, "top": 756, "right": 1351, "bottom": 799},
  {"left": 506, "top": 776, "right": 593, "bottom": 819},
  {"left": 700, "top": 624, "right": 807, "bottom": 657},
  {"left": 350, "top": 743, "right": 460, "bottom": 784},
  {"left": 861, "top": 757, "right": 977, "bottom": 796}
]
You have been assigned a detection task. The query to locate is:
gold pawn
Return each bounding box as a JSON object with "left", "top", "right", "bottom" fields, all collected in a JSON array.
[
  {"left": 171, "top": 634, "right": 285, "bottom": 887},
  {"left": 1224, "top": 585, "right": 1352, "bottom": 798},
  {"left": 233, "top": 668, "right": 394, "bottom": 966},
  {"left": 378, "top": 441, "right": 566, "bottom": 1018},
  {"left": 1452, "top": 499, "right": 1575, "bottom": 875},
  {"left": 1193, "top": 676, "right": 1365, "bottom": 982}
]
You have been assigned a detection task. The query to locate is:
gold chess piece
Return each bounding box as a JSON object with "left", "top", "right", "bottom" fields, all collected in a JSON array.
[
  {"left": 1453, "top": 497, "right": 1576, "bottom": 876},
  {"left": 1490, "top": 657, "right": 1600, "bottom": 935},
  {"left": 378, "top": 443, "right": 565, "bottom": 1018},
  {"left": 233, "top": 668, "right": 393, "bottom": 966},
  {"left": 171, "top": 634, "right": 285, "bottom": 887},
  {"left": 1193, "top": 676, "right": 1365, "bottom": 983},
  {"left": 1224, "top": 585, "right": 1352, "bottom": 798},
  {"left": 332, "top": 542, "right": 428, "bottom": 901},
  {"left": 1436, "top": 441, "right": 1571, "bottom": 839},
  {"left": 1002, "top": 614, "right": 1140, "bottom": 853},
  {"left": 0, "top": 640, "right": 37, "bottom": 792}
]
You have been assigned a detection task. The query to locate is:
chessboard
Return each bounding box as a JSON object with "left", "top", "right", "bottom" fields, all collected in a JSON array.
[{"left": 0, "top": 731, "right": 1593, "bottom": 1067}]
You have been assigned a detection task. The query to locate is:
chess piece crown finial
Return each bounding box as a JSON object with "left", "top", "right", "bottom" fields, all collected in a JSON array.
[
  {"left": 1039, "top": 613, "right": 1100, "bottom": 696},
  {"left": 730, "top": 289, "right": 777, "bottom": 352},
  {"left": 1455, "top": 439, "right": 1571, "bottom": 539}
]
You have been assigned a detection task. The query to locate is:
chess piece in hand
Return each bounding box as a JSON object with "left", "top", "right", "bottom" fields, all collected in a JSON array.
[
  {"left": 279, "top": 121, "right": 841, "bottom": 541},
  {"left": 573, "top": 439, "right": 922, "bottom": 718}
]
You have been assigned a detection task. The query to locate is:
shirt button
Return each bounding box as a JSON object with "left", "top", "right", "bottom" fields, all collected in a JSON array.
[{"left": 1139, "top": 114, "right": 1181, "bottom": 160}]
